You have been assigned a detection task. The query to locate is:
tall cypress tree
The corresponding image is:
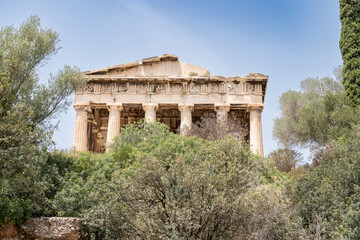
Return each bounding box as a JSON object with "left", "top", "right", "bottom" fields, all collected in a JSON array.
[{"left": 339, "top": 0, "right": 360, "bottom": 105}]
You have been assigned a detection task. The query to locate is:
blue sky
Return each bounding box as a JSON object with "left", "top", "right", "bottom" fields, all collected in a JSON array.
[{"left": 0, "top": 0, "right": 342, "bottom": 156}]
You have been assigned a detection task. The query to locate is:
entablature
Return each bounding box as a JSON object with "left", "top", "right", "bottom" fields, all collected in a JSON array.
[
  {"left": 76, "top": 77, "right": 267, "bottom": 97},
  {"left": 76, "top": 55, "right": 269, "bottom": 104}
]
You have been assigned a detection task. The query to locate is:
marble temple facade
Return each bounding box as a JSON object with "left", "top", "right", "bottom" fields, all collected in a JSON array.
[{"left": 73, "top": 54, "right": 268, "bottom": 156}]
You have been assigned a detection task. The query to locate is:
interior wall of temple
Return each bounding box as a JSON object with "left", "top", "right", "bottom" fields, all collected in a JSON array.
[{"left": 157, "top": 108, "right": 181, "bottom": 132}]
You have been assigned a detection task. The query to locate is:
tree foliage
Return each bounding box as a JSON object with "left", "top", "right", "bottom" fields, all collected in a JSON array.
[
  {"left": 0, "top": 16, "right": 84, "bottom": 225},
  {"left": 109, "top": 137, "right": 261, "bottom": 240},
  {"left": 273, "top": 73, "right": 360, "bottom": 150},
  {"left": 339, "top": 0, "right": 360, "bottom": 105},
  {"left": 273, "top": 69, "right": 360, "bottom": 239},
  {"left": 53, "top": 121, "right": 297, "bottom": 240},
  {"left": 293, "top": 128, "right": 360, "bottom": 239},
  {"left": 0, "top": 15, "right": 86, "bottom": 128}
]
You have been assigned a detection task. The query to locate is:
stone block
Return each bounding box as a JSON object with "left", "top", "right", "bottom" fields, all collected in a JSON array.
[{"left": 20, "top": 217, "right": 81, "bottom": 240}]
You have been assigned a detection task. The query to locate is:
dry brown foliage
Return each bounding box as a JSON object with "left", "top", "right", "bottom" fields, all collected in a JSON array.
[{"left": 183, "top": 113, "right": 248, "bottom": 142}]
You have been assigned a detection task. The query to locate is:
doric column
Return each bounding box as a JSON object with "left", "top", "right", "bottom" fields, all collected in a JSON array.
[
  {"left": 178, "top": 103, "right": 194, "bottom": 135},
  {"left": 106, "top": 104, "right": 123, "bottom": 146},
  {"left": 142, "top": 103, "right": 158, "bottom": 123},
  {"left": 249, "top": 106, "right": 264, "bottom": 156},
  {"left": 73, "top": 104, "right": 90, "bottom": 152},
  {"left": 214, "top": 104, "right": 230, "bottom": 123}
]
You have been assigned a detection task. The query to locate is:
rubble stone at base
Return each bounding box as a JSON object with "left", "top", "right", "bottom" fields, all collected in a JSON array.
[{"left": 0, "top": 217, "right": 82, "bottom": 240}]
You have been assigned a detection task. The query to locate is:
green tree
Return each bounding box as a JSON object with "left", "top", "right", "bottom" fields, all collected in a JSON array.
[
  {"left": 273, "top": 70, "right": 360, "bottom": 239},
  {"left": 0, "top": 15, "right": 85, "bottom": 128},
  {"left": 339, "top": 0, "right": 360, "bottom": 105},
  {"left": 293, "top": 127, "right": 360, "bottom": 239},
  {"left": 108, "top": 137, "right": 262, "bottom": 240},
  {"left": 273, "top": 74, "right": 360, "bottom": 150},
  {"left": 0, "top": 16, "right": 85, "bottom": 224}
]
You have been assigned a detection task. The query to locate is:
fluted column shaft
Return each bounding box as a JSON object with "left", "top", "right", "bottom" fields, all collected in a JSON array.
[
  {"left": 143, "top": 103, "right": 158, "bottom": 123},
  {"left": 249, "top": 107, "right": 264, "bottom": 156},
  {"left": 178, "top": 104, "right": 194, "bottom": 135},
  {"left": 106, "top": 104, "right": 123, "bottom": 147},
  {"left": 215, "top": 104, "right": 230, "bottom": 123},
  {"left": 73, "top": 104, "right": 89, "bottom": 152}
]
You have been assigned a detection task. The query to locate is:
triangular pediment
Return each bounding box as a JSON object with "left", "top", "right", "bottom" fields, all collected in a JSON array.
[{"left": 84, "top": 54, "right": 210, "bottom": 78}]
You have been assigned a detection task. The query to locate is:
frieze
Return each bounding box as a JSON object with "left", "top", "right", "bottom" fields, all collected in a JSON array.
[
  {"left": 129, "top": 83, "right": 136, "bottom": 94},
  {"left": 136, "top": 83, "right": 146, "bottom": 94},
  {"left": 102, "top": 83, "right": 111, "bottom": 93},
  {"left": 76, "top": 81, "right": 263, "bottom": 96},
  {"left": 189, "top": 83, "right": 200, "bottom": 94},
  {"left": 165, "top": 82, "right": 172, "bottom": 94},
  {"left": 93, "top": 83, "right": 101, "bottom": 93},
  {"left": 227, "top": 83, "right": 236, "bottom": 94},
  {"left": 181, "top": 83, "right": 188, "bottom": 93},
  {"left": 149, "top": 83, "right": 166, "bottom": 94},
  {"left": 83, "top": 83, "right": 94, "bottom": 93},
  {"left": 208, "top": 83, "right": 218, "bottom": 94},
  {"left": 219, "top": 83, "right": 226, "bottom": 94}
]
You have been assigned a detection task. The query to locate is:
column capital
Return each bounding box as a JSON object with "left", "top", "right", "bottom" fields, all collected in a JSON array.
[
  {"left": 142, "top": 103, "right": 158, "bottom": 111},
  {"left": 73, "top": 103, "right": 90, "bottom": 112},
  {"left": 178, "top": 103, "right": 194, "bottom": 112},
  {"left": 248, "top": 103, "right": 264, "bottom": 111},
  {"left": 214, "top": 104, "right": 230, "bottom": 112},
  {"left": 107, "top": 103, "right": 123, "bottom": 111}
]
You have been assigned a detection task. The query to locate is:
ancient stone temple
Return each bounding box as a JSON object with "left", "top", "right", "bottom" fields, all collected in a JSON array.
[{"left": 73, "top": 54, "right": 268, "bottom": 156}]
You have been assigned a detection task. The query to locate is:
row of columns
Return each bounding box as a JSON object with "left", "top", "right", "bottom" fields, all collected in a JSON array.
[{"left": 73, "top": 103, "right": 263, "bottom": 156}]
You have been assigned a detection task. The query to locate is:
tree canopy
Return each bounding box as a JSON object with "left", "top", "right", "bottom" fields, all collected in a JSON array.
[
  {"left": 0, "top": 16, "right": 85, "bottom": 225},
  {"left": 0, "top": 15, "right": 85, "bottom": 128},
  {"left": 52, "top": 121, "right": 296, "bottom": 240},
  {"left": 339, "top": 0, "right": 360, "bottom": 105},
  {"left": 273, "top": 71, "right": 360, "bottom": 150},
  {"left": 272, "top": 67, "right": 360, "bottom": 239}
]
